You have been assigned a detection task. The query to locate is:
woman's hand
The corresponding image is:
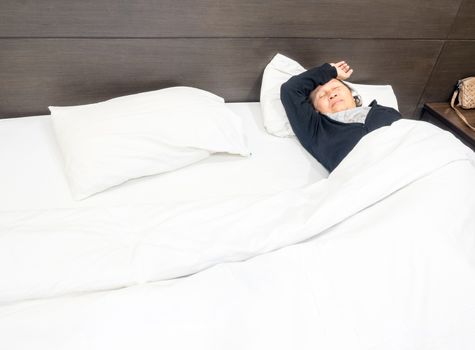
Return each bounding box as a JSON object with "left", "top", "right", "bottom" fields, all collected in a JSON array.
[{"left": 330, "top": 61, "right": 353, "bottom": 80}]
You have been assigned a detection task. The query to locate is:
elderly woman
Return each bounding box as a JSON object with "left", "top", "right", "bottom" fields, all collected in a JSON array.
[{"left": 280, "top": 61, "right": 401, "bottom": 172}]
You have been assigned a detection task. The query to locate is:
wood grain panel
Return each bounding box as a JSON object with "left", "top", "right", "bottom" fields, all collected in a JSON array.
[
  {"left": 0, "top": 0, "right": 460, "bottom": 39},
  {"left": 449, "top": 0, "right": 475, "bottom": 39},
  {"left": 0, "top": 38, "right": 441, "bottom": 118},
  {"left": 418, "top": 41, "right": 475, "bottom": 114}
]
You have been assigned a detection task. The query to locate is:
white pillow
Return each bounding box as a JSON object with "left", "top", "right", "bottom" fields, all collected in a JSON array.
[
  {"left": 345, "top": 81, "right": 399, "bottom": 111},
  {"left": 50, "top": 87, "right": 250, "bottom": 200},
  {"left": 260, "top": 53, "right": 399, "bottom": 137}
]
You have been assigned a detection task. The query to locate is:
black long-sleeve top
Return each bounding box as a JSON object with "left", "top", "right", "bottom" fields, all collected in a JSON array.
[{"left": 280, "top": 63, "right": 401, "bottom": 172}]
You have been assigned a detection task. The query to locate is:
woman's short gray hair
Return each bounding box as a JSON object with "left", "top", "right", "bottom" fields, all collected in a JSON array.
[{"left": 340, "top": 80, "right": 362, "bottom": 107}]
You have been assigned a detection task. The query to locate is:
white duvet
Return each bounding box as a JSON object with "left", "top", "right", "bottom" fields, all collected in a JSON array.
[{"left": 1, "top": 120, "right": 475, "bottom": 349}]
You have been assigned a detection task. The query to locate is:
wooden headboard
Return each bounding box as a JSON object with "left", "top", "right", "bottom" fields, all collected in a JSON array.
[{"left": 1, "top": 0, "right": 474, "bottom": 118}]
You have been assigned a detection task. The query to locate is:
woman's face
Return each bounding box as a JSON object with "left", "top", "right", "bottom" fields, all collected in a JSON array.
[{"left": 311, "top": 79, "right": 356, "bottom": 114}]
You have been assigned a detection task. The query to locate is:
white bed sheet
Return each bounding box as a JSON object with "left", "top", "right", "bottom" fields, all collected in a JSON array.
[
  {"left": 1, "top": 104, "right": 475, "bottom": 350},
  {"left": 1, "top": 117, "right": 475, "bottom": 350},
  {"left": 0, "top": 102, "right": 327, "bottom": 211}
]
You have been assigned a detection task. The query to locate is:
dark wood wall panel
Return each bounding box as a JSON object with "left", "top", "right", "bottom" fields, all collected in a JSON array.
[
  {"left": 0, "top": 0, "right": 461, "bottom": 38},
  {"left": 449, "top": 0, "right": 475, "bottom": 39},
  {"left": 418, "top": 41, "right": 475, "bottom": 111},
  {"left": 0, "top": 1, "right": 473, "bottom": 119},
  {"left": 0, "top": 39, "right": 441, "bottom": 118}
]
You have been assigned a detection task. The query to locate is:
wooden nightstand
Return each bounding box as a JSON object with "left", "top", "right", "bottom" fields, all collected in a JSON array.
[{"left": 421, "top": 102, "right": 475, "bottom": 151}]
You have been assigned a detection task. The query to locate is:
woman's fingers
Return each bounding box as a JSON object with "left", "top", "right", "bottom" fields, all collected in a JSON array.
[
  {"left": 331, "top": 61, "right": 353, "bottom": 80},
  {"left": 333, "top": 61, "right": 351, "bottom": 71},
  {"left": 339, "top": 62, "right": 350, "bottom": 72}
]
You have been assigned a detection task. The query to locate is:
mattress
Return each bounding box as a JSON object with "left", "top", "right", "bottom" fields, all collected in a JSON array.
[
  {"left": 1, "top": 103, "right": 475, "bottom": 350},
  {"left": 0, "top": 102, "right": 327, "bottom": 211}
]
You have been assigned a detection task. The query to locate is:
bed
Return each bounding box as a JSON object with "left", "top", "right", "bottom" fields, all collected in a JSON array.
[
  {"left": 2, "top": 0, "right": 475, "bottom": 347},
  {"left": 1, "top": 60, "right": 475, "bottom": 350}
]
